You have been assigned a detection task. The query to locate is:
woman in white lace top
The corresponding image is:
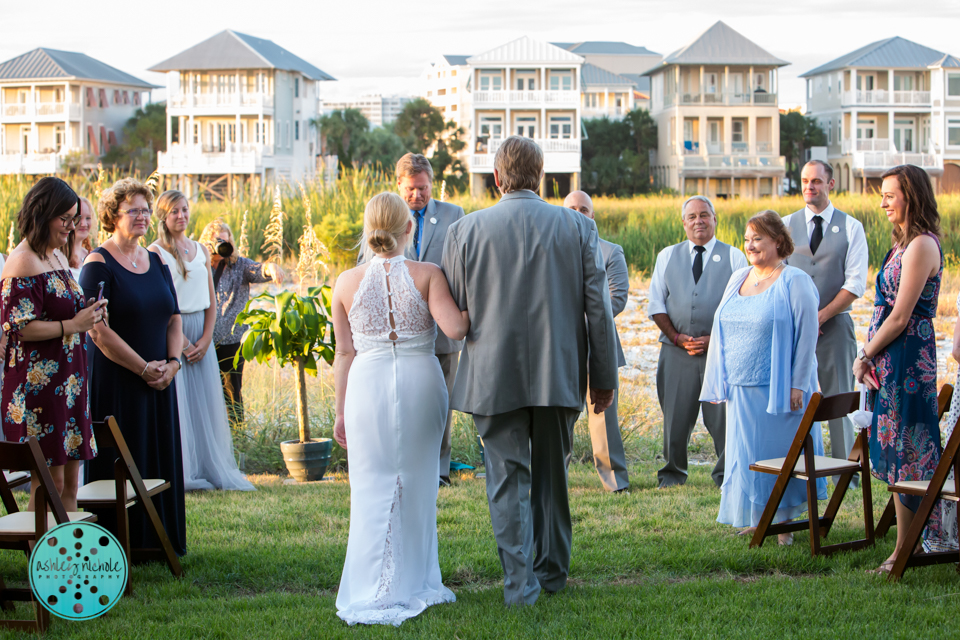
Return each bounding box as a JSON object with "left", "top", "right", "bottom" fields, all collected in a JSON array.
[{"left": 330, "top": 192, "right": 468, "bottom": 626}]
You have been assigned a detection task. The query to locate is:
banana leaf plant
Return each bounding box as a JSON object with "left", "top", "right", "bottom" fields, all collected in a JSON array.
[{"left": 234, "top": 285, "right": 336, "bottom": 443}]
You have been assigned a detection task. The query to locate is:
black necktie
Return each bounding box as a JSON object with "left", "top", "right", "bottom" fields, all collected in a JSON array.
[
  {"left": 412, "top": 209, "right": 423, "bottom": 255},
  {"left": 810, "top": 215, "right": 824, "bottom": 255},
  {"left": 692, "top": 245, "right": 705, "bottom": 284}
]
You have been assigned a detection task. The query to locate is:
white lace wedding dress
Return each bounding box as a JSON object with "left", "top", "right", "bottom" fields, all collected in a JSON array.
[{"left": 336, "top": 255, "right": 456, "bottom": 626}]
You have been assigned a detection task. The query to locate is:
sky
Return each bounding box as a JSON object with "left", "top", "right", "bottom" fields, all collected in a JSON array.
[{"left": 2, "top": 0, "right": 959, "bottom": 109}]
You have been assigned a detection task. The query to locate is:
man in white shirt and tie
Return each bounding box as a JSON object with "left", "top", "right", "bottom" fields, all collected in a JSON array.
[
  {"left": 783, "top": 160, "right": 868, "bottom": 479},
  {"left": 648, "top": 196, "right": 747, "bottom": 488}
]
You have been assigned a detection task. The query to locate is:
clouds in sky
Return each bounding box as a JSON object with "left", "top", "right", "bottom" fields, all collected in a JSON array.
[{"left": 1, "top": 0, "right": 958, "bottom": 106}]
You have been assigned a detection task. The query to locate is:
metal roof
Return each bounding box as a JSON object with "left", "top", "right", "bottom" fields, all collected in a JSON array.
[
  {"left": 467, "top": 36, "right": 584, "bottom": 65},
  {"left": 801, "top": 36, "right": 946, "bottom": 77},
  {"left": 558, "top": 41, "right": 659, "bottom": 56},
  {"left": 149, "top": 30, "right": 335, "bottom": 81},
  {"left": 620, "top": 73, "right": 651, "bottom": 93},
  {"left": 648, "top": 21, "right": 788, "bottom": 71},
  {"left": 0, "top": 48, "right": 155, "bottom": 87},
  {"left": 442, "top": 55, "right": 470, "bottom": 66},
  {"left": 581, "top": 63, "right": 634, "bottom": 86},
  {"left": 931, "top": 54, "right": 960, "bottom": 68}
]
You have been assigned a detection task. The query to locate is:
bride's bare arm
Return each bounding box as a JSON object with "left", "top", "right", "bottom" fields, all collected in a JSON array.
[
  {"left": 332, "top": 273, "right": 357, "bottom": 448},
  {"left": 426, "top": 265, "right": 469, "bottom": 340}
]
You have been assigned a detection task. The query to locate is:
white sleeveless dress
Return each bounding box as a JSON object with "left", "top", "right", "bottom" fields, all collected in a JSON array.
[{"left": 336, "top": 255, "right": 455, "bottom": 626}]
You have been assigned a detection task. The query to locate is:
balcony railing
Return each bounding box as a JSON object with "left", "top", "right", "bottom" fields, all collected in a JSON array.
[
  {"left": 167, "top": 93, "right": 273, "bottom": 109},
  {"left": 859, "top": 151, "right": 940, "bottom": 169},
  {"left": 471, "top": 137, "right": 580, "bottom": 169},
  {"left": 842, "top": 138, "right": 895, "bottom": 153},
  {"left": 679, "top": 155, "right": 784, "bottom": 170},
  {"left": 663, "top": 92, "right": 777, "bottom": 107},
  {"left": 841, "top": 90, "right": 930, "bottom": 106},
  {"left": 157, "top": 143, "right": 275, "bottom": 174},
  {"left": 0, "top": 152, "right": 62, "bottom": 174},
  {"left": 1, "top": 102, "right": 81, "bottom": 119},
  {"left": 472, "top": 90, "right": 579, "bottom": 105}
]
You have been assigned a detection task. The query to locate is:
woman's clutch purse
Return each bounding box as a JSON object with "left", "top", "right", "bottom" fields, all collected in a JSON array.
[{"left": 847, "top": 384, "right": 874, "bottom": 432}]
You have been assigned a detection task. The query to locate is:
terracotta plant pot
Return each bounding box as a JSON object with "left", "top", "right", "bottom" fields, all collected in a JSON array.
[{"left": 280, "top": 438, "right": 333, "bottom": 482}]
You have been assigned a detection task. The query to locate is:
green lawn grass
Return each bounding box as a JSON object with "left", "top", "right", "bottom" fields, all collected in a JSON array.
[{"left": 0, "top": 463, "right": 956, "bottom": 639}]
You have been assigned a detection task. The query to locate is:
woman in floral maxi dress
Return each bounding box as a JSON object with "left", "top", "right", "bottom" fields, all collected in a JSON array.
[{"left": 853, "top": 164, "right": 946, "bottom": 573}]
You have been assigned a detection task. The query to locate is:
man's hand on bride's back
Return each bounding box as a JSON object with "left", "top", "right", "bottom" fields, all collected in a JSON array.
[{"left": 334, "top": 415, "right": 348, "bottom": 449}]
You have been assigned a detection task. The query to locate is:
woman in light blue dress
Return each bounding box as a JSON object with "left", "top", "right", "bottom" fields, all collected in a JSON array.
[{"left": 701, "top": 211, "right": 827, "bottom": 544}]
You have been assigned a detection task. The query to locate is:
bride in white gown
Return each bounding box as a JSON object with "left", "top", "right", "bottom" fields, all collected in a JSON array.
[{"left": 331, "top": 192, "right": 470, "bottom": 626}]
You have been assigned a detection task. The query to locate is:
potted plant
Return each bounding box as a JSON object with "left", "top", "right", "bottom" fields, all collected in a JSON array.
[
  {"left": 235, "top": 286, "right": 336, "bottom": 481},
  {"left": 234, "top": 187, "right": 337, "bottom": 481}
]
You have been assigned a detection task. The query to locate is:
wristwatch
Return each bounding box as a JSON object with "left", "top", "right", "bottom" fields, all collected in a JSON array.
[
  {"left": 857, "top": 348, "right": 872, "bottom": 363},
  {"left": 166, "top": 356, "right": 182, "bottom": 370}
]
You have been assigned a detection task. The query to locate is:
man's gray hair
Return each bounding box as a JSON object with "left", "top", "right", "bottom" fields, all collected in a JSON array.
[{"left": 680, "top": 195, "right": 716, "bottom": 218}]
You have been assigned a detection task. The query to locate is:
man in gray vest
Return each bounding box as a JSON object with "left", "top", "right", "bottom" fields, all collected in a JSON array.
[
  {"left": 783, "top": 160, "right": 868, "bottom": 478},
  {"left": 649, "top": 196, "right": 747, "bottom": 488},
  {"left": 563, "top": 190, "right": 630, "bottom": 493},
  {"left": 359, "top": 153, "right": 465, "bottom": 486},
  {"left": 442, "top": 136, "right": 618, "bottom": 606}
]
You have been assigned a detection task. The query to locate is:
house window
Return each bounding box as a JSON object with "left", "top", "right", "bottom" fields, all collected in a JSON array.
[
  {"left": 827, "top": 75, "right": 831, "bottom": 93},
  {"left": 451, "top": 70, "right": 457, "bottom": 76},
  {"left": 807, "top": 80, "right": 812, "bottom": 99},
  {"left": 427, "top": 91, "right": 432, "bottom": 97},
  {"left": 584, "top": 94, "right": 598, "bottom": 108},
  {"left": 479, "top": 72, "right": 502, "bottom": 91},
  {"left": 948, "top": 120, "right": 960, "bottom": 146},
  {"left": 827, "top": 120, "right": 832, "bottom": 144},
  {"left": 705, "top": 73, "right": 718, "bottom": 94},
  {"left": 548, "top": 115, "right": 572, "bottom": 139},
  {"left": 452, "top": 87, "right": 457, "bottom": 94},
  {"left": 451, "top": 104, "right": 457, "bottom": 111},
  {"left": 477, "top": 115, "right": 503, "bottom": 152},
  {"left": 948, "top": 74, "right": 960, "bottom": 97},
  {"left": 438, "top": 89, "right": 446, "bottom": 96},
  {"left": 54, "top": 125, "right": 64, "bottom": 151},
  {"left": 549, "top": 71, "right": 573, "bottom": 91},
  {"left": 516, "top": 116, "right": 536, "bottom": 138},
  {"left": 732, "top": 120, "right": 744, "bottom": 143},
  {"left": 295, "top": 78, "right": 299, "bottom": 98},
  {"left": 295, "top": 120, "right": 300, "bottom": 141}
]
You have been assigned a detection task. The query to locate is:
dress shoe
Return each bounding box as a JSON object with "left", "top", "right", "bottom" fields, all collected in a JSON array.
[{"left": 439, "top": 476, "right": 451, "bottom": 487}]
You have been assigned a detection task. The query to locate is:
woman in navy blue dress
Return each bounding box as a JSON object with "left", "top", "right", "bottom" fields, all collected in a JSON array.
[
  {"left": 80, "top": 177, "right": 187, "bottom": 557},
  {"left": 853, "top": 164, "right": 945, "bottom": 574}
]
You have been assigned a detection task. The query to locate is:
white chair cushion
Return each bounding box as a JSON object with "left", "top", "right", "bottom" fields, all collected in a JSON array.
[
  {"left": 754, "top": 455, "right": 861, "bottom": 475},
  {"left": 3, "top": 471, "right": 29, "bottom": 484},
  {"left": 76, "top": 479, "right": 167, "bottom": 502},
  {"left": 892, "top": 479, "right": 957, "bottom": 496},
  {"left": 0, "top": 511, "right": 95, "bottom": 535}
]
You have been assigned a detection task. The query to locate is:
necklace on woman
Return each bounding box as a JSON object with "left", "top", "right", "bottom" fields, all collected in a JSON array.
[
  {"left": 113, "top": 238, "right": 140, "bottom": 268},
  {"left": 752, "top": 261, "right": 784, "bottom": 287},
  {"left": 176, "top": 239, "right": 191, "bottom": 257},
  {"left": 40, "top": 249, "right": 64, "bottom": 273}
]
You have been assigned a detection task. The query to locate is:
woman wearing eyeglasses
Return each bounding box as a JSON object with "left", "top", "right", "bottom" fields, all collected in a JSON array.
[
  {"left": 79, "top": 177, "right": 187, "bottom": 557},
  {"left": 0, "top": 177, "right": 105, "bottom": 512}
]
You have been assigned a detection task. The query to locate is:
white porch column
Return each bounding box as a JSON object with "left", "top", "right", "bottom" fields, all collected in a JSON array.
[
  {"left": 748, "top": 116, "right": 757, "bottom": 155},
  {"left": 724, "top": 66, "right": 729, "bottom": 104},
  {"left": 723, "top": 115, "right": 732, "bottom": 155},
  {"left": 748, "top": 67, "right": 754, "bottom": 103},
  {"left": 699, "top": 114, "right": 707, "bottom": 155},
  {"left": 189, "top": 114, "right": 195, "bottom": 149},
  {"left": 236, "top": 112, "right": 241, "bottom": 148},
  {"left": 675, "top": 110, "right": 682, "bottom": 156},
  {"left": 850, "top": 108, "right": 858, "bottom": 151},
  {"left": 166, "top": 113, "right": 172, "bottom": 152},
  {"left": 888, "top": 69, "right": 894, "bottom": 100},
  {"left": 850, "top": 69, "right": 858, "bottom": 99},
  {"left": 29, "top": 83, "right": 36, "bottom": 153},
  {"left": 64, "top": 81, "right": 71, "bottom": 150},
  {"left": 699, "top": 65, "right": 704, "bottom": 103}
]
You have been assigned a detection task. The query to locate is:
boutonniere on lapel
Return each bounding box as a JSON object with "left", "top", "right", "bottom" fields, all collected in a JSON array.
[
  {"left": 712, "top": 255, "right": 721, "bottom": 262},
  {"left": 832, "top": 226, "right": 840, "bottom": 233},
  {"left": 430, "top": 217, "right": 438, "bottom": 224}
]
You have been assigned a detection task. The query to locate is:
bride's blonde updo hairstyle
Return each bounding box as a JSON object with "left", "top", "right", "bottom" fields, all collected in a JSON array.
[{"left": 362, "top": 192, "right": 412, "bottom": 254}]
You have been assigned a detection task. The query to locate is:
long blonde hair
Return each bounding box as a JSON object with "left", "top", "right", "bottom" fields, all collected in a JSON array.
[{"left": 155, "top": 190, "right": 190, "bottom": 278}]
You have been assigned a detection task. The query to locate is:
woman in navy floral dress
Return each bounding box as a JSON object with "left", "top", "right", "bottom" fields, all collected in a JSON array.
[
  {"left": 0, "top": 177, "right": 107, "bottom": 512},
  {"left": 853, "top": 165, "right": 945, "bottom": 573}
]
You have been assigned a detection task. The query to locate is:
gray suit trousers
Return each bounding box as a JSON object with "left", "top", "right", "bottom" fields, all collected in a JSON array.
[
  {"left": 586, "top": 382, "right": 629, "bottom": 491},
  {"left": 473, "top": 406, "right": 579, "bottom": 606},
  {"left": 816, "top": 314, "right": 857, "bottom": 479},
  {"left": 437, "top": 352, "right": 459, "bottom": 477},
  {"left": 657, "top": 343, "right": 726, "bottom": 487}
]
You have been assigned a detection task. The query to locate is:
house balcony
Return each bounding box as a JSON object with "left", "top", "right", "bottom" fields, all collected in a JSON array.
[
  {"left": 663, "top": 92, "right": 777, "bottom": 107},
  {"left": 166, "top": 93, "right": 274, "bottom": 115},
  {"left": 839, "top": 137, "right": 941, "bottom": 174},
  {"left": 0, "top": 152, "right": 64, "bottom": 175},
  {"left": 582, "top": 107, "right": 626, "bottom": 120},
  {"left": 157, "top": 143, "right": 275, "bottom": 175},
  {"left": 470, "top": 137, "right": 580, "bottom": 173},
  {"left": 678, "top": 154, "right": 785, "bottom": 178},
  {"left": 680, "top": 142, "right": 774, "bottom": 156},
  {"left": 841, "top": 90, "right": 930, "bottom": 106},
  {"left": 1, "top": 102, "right": 81, "bottom": 122},
  {"left": 471, "top": 90, "right": 579, "bottom": 107}
]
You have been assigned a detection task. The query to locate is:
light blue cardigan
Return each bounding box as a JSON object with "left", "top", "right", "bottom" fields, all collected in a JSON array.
[{"left": 699, "top": 265, "right": 821, "bottom": 415}]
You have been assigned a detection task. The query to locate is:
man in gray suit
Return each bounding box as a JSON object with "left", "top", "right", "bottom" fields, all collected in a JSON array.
[
  {"left": 442, "top": 136, "right": 618, "bottom": 606},
  {"left": 563, "top": 190, "right": 630, "bottom": 493},
  {"left": 649, "top": 196, "right": 747, "bottom": 488},
  {"left": 784, "top": 160, "right": 868, "bottom": 480},
  {"left": 359, "top": 152, "right": 465, "bottom": 486}
]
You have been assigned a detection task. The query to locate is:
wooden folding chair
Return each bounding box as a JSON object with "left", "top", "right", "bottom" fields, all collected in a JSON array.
[
  {"left": 0, "top": 437, "right": 97, "bottom": 633},
  {"left": 881, "top": 396, "right": 960, "bottom": 581},
  {"left": 748, "top": 392, "right": 876, "bottom": 556},
  {"left": 76, "top": 417, "right": 183, "bottom": 593},
  {"left": 1, "top": 472, "right": 29, "bottom": 491},
  {"left": 875, "top": 384, "right": 954, "bottom": 540}
]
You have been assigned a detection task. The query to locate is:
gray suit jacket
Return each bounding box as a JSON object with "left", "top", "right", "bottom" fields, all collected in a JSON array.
[
  {"left": 358, "top": 197, "right": 465, "bottom": 354},
  {"left": 599, "top": 238, "right": 628, "bottom": 368},
  {"left": 442, "top": 190, "right": 618, "bottom": 416}
]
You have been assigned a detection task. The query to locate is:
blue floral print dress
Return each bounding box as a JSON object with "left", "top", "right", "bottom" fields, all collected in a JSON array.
[
  {"left": 867, "top": 234, "right": 943, "bottom": 538},
  {"left": 1, "top": 270, "right": 95, "bottom": 465}
]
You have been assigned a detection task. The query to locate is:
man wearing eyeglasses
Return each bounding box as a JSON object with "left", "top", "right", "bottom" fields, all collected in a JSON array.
[{"left": 357, "top": 153, "right": 465, "bottom": 487}]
